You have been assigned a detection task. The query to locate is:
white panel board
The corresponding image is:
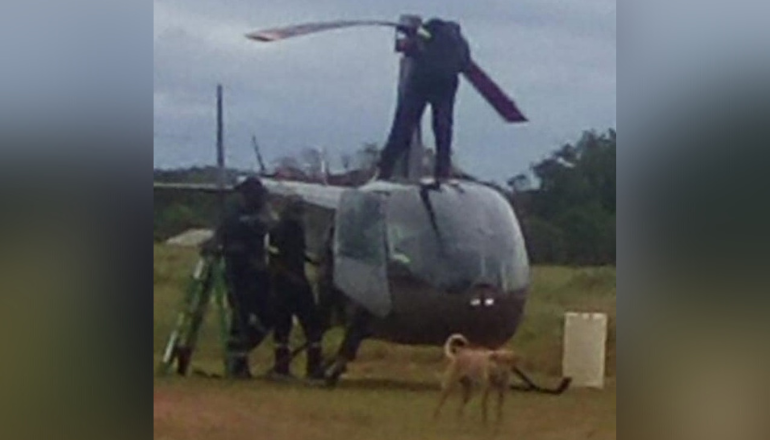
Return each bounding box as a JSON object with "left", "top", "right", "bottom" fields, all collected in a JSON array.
[{"left": 563, "top": 312, "right": 608, "bottom": 388}]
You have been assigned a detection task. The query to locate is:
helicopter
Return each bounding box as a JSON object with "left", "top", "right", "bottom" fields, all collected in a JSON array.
[{"left": 154, "top": 15, "right": 570, "bottom": 393}]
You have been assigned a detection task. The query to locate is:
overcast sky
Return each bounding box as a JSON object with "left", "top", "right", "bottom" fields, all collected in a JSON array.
[
  {"left": 3, "top": 1, "right": 769, "bottom": 185},
  {"left": 153, "top": 0, "right": 616, "bottom": 183}
]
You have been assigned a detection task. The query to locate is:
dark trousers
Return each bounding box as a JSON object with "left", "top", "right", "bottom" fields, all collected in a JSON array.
[
  {"left": 272, "top": 274, "right": 324, "bottom": 376},
  {"left": 325, "top": 306, "right": 373, "bottom": 384},
  {"left": 223, "top": 257, "right": 273, "bottom": 369},
  {"left": 336, "top": 307, "right": 373, "bottom": 362},
  {"left": 378, "top": 78, "right": 458, "bottom": 180},
  {"left": 316, "top": 263, "right": 345, "bottom": 332}
]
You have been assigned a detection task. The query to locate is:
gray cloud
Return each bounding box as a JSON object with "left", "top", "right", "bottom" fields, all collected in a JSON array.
[{"left": 153, "top": 0, "right": 616, "bottom": 182}]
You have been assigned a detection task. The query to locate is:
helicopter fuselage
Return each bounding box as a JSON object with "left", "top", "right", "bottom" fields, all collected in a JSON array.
[{"left": 329, "top": 178, "right": 530, "bottom": 348}]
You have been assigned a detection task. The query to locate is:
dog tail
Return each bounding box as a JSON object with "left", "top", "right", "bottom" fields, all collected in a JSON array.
[{"left": 444, "top": 333, "right": 469, "bottom": 359}]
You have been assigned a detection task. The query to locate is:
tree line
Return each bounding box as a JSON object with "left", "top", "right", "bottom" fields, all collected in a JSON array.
[
  {"left": 153, "top": 128, "right": 616, "bottom": 266},
  {"left": 503, "top": 129, "right": 615, "bottom": 266}
]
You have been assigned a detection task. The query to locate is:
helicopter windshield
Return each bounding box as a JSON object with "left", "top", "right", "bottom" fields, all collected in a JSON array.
[{"left": 385, "top": 185, "right": 528, "bottom": 293}]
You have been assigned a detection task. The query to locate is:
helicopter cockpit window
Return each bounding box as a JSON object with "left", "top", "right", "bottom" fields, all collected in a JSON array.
[
  {"left": 335, "top": 191, "right": 387, "bottom": 264},
  {"left": 385, "top": 187, "right": 528, "bottom": 294}
]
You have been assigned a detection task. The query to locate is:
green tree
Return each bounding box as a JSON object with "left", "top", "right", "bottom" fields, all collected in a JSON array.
[{"left": 509, "top": 128, "right": 616, "bottom": 265}]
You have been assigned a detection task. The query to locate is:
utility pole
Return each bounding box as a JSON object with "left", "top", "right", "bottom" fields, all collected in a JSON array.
[{"left": 216, "top": 84, "right": 225, "bottom": 216}]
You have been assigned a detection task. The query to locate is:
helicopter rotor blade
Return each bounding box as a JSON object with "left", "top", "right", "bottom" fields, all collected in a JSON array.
[
  {"left": 463, "top": 61, "right": 528, "bottom": 123},
  {"left": 246, "top": 19, "right": 528, "bottom": 123},
  {"left": 246, "top": 20, "right": 399, "bottom": 42}
]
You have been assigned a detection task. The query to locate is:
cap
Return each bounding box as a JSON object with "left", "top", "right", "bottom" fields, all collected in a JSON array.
[{"left": 234, "top": 176, "right": 266, "bottom": 197}]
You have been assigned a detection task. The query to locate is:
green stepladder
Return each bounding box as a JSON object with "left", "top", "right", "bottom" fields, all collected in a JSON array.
[{"left": 157, "top": 250, "right": 231, "bottom": 377}]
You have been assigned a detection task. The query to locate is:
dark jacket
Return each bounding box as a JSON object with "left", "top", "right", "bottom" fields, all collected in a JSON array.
[
  {"left": 268, "top": 217, "right": 309, "bottom": 277},
  {"left": 215, "top": 195, "right": 270, "bottom": 265},
  {"left": 405, "top": 20, "right": 472, "bottom": 86}
]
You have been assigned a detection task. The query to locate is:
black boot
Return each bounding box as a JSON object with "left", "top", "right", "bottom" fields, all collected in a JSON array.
[
  {"left": 226, "top": 354, "right": 252, "bottom": 379},
  {"left": 271, "top": 345, "right": 292, "bottom": 378},
  {"left": 306, "top": 343, "right": 324, "bottom": 380}
]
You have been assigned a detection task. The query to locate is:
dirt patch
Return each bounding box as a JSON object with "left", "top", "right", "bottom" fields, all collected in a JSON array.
[
  {"left": 154, "top": 377, "right": 615, "bottom": 440},
  {"left": 154, "top": 386, "right": 294, "bottom": 440}
]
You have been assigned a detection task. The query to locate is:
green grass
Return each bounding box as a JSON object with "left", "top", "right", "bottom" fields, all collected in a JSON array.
[
  {"left": 153, "top": 244, "right": 616, "bottom": 377},
  {"left": 153, "top": 244, "right": 616, "bottom": 440}
]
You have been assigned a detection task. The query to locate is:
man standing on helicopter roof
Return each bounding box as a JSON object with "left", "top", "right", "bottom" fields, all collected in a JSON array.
[{"left": 376, "top": 18, "right": 472, "bottom": 183}]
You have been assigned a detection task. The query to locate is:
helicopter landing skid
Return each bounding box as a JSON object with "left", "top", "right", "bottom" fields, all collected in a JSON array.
[{"left": 510, "top": 367, "right": 572, "bottom": 395}]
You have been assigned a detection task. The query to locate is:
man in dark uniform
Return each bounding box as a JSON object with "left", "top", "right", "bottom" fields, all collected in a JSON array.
[
  {"left": 377, "top": 18, "right": 472, "bottom": 182},
  {"left": 267, "top": 197, "right": 325, "bottom": 381},
  {"left": 215, "top": 176, "right": 274, "bottom": 378}
]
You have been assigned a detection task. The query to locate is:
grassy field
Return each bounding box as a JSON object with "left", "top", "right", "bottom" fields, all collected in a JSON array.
[{"left": 153, "top": 244, "right": 616, "bottom": 439}]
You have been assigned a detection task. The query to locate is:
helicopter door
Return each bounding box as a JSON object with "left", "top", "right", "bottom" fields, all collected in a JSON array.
[{"left": 333, "top": 189, "right": 391, "bottom": 318}]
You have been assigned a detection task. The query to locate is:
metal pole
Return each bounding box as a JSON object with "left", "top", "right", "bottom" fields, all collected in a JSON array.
[{"left": 216, "top": 84, "right": 225, "bottom": 215}]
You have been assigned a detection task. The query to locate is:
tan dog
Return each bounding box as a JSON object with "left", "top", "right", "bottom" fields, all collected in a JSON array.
[{"left": 433, "top": 333, "right": 520, "bottom": 424}]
